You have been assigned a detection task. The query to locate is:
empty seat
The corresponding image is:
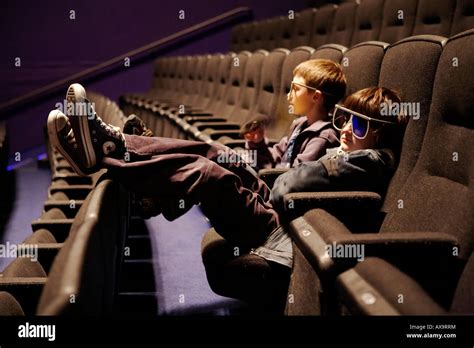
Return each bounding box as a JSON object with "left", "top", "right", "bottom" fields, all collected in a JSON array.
[
  {"left": 328, "top": 1, "right": 357, "bottom": 47},
  {"left": 350, "top": 0, "right": 385, "bottom": 46},
  {"left": 309, "top": 4, "right": 337, "bottom": 49},
  {"left": 231, "top": 24, "right": 245, "bottom": 51},
  {"left": 37, "top": 179, "right": 128, "bottom": 315},
  {"left": 412, "top": 0, "right": 456, "bottom": 37},
  {"left": 276, "top": 15, "right": 297, "bottom": 49},
  {"left": 450, "top": 0, "right": 474, "bottom": 36},
  {"left": 379, "top": 0, "right": 418, "bottom": 43},
  {"left": 341, "top": 41, "right": 388, "bottom": 95},
  {"left": 293, "top": 8, "right": 316, "bottom": 47},
  {"left": 380, "top": 35, "right": 446, "bottom": 213},
  {"left": 0, "top": 291, "right": 24, "bottom": 315},
  {"left": 311, "top": 43, "right": 347, "bottom": 63}
]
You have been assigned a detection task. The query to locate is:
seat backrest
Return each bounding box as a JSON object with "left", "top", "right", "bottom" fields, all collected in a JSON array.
[
  {"left": 450, "top": 0, "right": 474, "bottom": 36},
  {"left": 266, "top": 18, "right": 282, "bottom": 51},
  {"left": 231, "top": 24, "right": 245, "bottom": 52},
  {"left": 341, "top": 41, "right": 388, "bottom": 96},
  {"left": 451, "top": 252, "right": 474, "bottom": 313},
  {"left": 265, "top": 47, "right": 312, "bottom": 140},
  {"left": 252, "top": 20, "right": 268, "bottom": 50},
  {"left": 219, "top": 51, "right": 251, "bottom": 122},
  {"left": 350, "top": 0, "right": 385, "bottom": 46},
  {"left": 311, "top": 43, "right": 347, "bottom": 63},
  {"left": 294, "top": 8, "right": 316, "bottom": 47},
  {"left": 412, "top": 0, "right": 456, "bottom": 37},
  {"left": 380, "top": 35, "right": 446, "bottom": 214},
  {"left": 277, "top": 15, "right": 297, "bottom": 49},
  {"left": 37, "top": 179, "right": 128, "bottom": 315},
  {"left": 328, "top": 2, "right": 357, "bottom": 47},
  {"left": 309, "top": 4, "right": 337, "bottom": 49},
  {"left": 240, "top": 22, "right": 256, "bottom": 51},
  {"left": 0, "top": 291, "right": 24, "bottom": 315},
  {"left": 379, "top": 0, "right": 418, "bottom": 43},
  {"left": 207, "top": 53, "right": 235, "bottom": 114},
  {"left": 194, "top": 53, "right": 223, "bottom": 110},
  {"left": 227, "top": 50, "right": 268, "bottom": 123},
  {"left": 380, "top": 29, "right": 474, "bottom": 259}
]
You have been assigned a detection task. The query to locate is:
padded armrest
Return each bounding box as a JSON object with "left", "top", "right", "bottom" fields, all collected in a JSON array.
[
  {"left": 336, "top": 257, "right": 447, "bottom": 315},
  {"left": 258, "top": 168, "right": 289, "bottom": 187},
  {"left": 290, "top": 208, "right": 459, "bottom": 276},
  {"left": 283, "top": 191, "right": 382, "bottom": 225}
]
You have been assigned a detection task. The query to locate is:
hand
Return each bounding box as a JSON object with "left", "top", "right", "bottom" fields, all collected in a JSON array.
[{"left": 243, "top": 127, "right": 265, "bottom": 144}]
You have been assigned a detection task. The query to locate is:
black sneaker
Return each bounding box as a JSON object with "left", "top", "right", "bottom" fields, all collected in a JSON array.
[
  {"left": 47, "top": 109, "right": 94, "bottom": 176},
  {"left": 123, "top": 114, "right": 154, "bottom": 136},
  {"left": 65, "top": 83, "right": 126, "bottom": 170}
]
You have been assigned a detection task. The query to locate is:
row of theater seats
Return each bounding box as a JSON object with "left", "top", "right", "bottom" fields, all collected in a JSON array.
[
  {"left": 231, "top": 0, "right": 474, "bottom": 51},
  {"left": 0, "top": 93, "right": 131, "bottom": 315},
  {"left": 121, "top": 23, "right": 474, "bottom": 314}
]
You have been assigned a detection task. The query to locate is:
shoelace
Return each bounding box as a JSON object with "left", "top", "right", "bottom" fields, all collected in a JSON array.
[{"left": 93, "top": 113, "right": 122, "bottom": 138}]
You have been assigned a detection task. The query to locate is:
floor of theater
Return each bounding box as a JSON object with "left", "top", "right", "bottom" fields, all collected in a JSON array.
[{"left": 0, "top": 150, "right": 246, "bottom": 315}]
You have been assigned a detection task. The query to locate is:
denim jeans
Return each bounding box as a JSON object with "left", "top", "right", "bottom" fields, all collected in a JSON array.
[{"left": 102, "top": 135, "right": 280, "bottom": 248}]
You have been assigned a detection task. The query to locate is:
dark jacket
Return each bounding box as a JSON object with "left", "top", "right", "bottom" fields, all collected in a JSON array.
[
  {"left": 246, "top": 117, "right": 339, "bottom": 170},
  {"left": 270, "top": 147, "right": 397, "bottom": 213}
]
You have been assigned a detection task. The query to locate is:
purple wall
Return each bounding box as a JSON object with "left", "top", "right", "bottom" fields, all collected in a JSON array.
[{"left": 1, "top": 0, "right": 309, "bottom": 155}]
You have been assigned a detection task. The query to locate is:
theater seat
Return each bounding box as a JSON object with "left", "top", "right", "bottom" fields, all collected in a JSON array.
[{"left": 0, "top": 291, "right": 25, "bottom": 316}]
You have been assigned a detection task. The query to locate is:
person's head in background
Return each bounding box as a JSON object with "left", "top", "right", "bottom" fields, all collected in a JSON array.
[
  {"left": 288, "top": 58, "right": 347, "bottom": 124},
  {"left": 333, "top": 86, "right": 407, "bottom": 157}
]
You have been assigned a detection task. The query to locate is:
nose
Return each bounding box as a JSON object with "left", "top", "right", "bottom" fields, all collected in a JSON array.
[
  {"left": 287, "top": 90, "right": 291, "bottom": 101},
  {"left": 341, "top": 121, "right": 352, "bottom": 135}
]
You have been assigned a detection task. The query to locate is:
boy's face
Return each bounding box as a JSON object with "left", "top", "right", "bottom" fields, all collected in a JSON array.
[
  {"left": 287, "top": 75, "right": 318, "bottom": 116},
  {"left": 340, "top": 120, "right": 378, "bottom": 152}
]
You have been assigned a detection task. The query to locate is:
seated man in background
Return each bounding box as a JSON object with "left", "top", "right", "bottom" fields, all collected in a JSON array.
[
  {"left": 241, "top": 59, "right": 345, "bottom": 170},
  {"left": 48, "top": 84, "right": 406, "bottom": 313}
]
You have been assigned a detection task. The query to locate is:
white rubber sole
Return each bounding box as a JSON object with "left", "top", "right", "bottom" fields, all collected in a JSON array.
[
  {"left": 47, "top": 109, "right": 87, "bottom": 177},
  {"left": 66, "top": 83, "right": 96, "bottom": 169}
]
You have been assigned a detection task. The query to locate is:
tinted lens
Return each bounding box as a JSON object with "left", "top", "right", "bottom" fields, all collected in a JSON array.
[
  {"left": 333, "top": 109, "right": 351, "bottom": 130},
  {"left": 351, "top": 114, "right": 369, "bottom": 138}
]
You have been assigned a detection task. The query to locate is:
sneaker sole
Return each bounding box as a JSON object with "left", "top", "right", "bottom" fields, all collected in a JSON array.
[
  {"left": 47, "top": 109, "right": 88, "bottom": 177},
  {"left": 66, "top": 83, "right": 96, "bottom": 169}
]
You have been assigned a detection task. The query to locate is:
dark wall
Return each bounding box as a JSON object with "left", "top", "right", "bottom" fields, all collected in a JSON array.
[{"left": 0, "top": 0, "right": 309, "bottom": 155}]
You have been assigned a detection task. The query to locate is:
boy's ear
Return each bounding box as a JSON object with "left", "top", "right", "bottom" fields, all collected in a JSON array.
[{"left": 312, "top": 90, "right": 323, "bottom": 103}]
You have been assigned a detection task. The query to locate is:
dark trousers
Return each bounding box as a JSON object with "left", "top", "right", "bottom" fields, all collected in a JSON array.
[{"left": 103, "top": 135, "right": 280, "bottom": 248}]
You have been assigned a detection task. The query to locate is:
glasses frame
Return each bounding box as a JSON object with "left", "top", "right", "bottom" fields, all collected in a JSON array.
[{"left": 332, "top": 104, "right": 398, "bottom": 140}]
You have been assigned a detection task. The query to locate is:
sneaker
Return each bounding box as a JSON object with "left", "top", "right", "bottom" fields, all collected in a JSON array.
[
  {"left": 47, "top": 109, "right": 94, "bottom": 176},
  {"left": 123, "top": 114, "right": 154, "bottom": 137},
  {"left": 65, "top": 83, "right": 126, "bottom": 169}
]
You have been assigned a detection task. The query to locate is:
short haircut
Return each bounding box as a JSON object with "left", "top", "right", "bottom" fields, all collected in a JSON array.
[
  {"left": 343, "top": 86, "right": 408, "bottom": 156},
  {"left": 293, "top": 59, "right": 347, "bottom": 113}
]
